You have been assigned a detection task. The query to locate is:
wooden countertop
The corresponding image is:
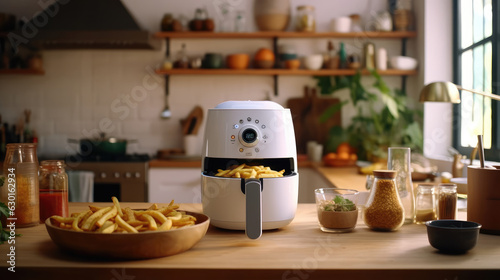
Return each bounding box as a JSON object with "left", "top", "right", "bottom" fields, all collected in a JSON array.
[{"left": 2, "top": 203, "right": 499, "bottom": 279}]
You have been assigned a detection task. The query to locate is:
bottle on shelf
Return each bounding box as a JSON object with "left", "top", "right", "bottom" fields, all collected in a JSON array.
[{"left": 338, "top": 42, "right": 348, "bottom": 69}]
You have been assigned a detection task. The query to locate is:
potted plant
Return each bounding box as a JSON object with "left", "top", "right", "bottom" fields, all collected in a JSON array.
[
  {"left": 315, "top": 188, "right": 359, "bottom": 232},
  {"left": 314, "top": 70, "right": 423, "bottom": 161}
]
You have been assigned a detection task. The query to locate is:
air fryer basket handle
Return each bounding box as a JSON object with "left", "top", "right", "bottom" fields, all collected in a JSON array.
[{"left": 245, "top": 179, "right": 262, "bottom": 239}]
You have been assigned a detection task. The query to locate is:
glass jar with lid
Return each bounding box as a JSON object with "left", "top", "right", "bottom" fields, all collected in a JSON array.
[
  {"left": 295, "top": 5, "right": 316, "bottom": 32},
  {"left": 363, "top": 170, "right": 405, "bottom": 231},
  {"left": 415, "top": 184, "right": 437, "bottom": 224},
  {"left": 1, "top": 143, "right": 40, "bottom": 227},
  {"left": 437, "top": 183, "right": 458, "bottom": 220},
  {"left": 39, "top": 160, "right": 69, "bottom": 222}
]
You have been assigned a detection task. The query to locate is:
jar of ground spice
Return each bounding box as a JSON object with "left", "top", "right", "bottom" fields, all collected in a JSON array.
[{"left": 363, "top": 170, "right": 405, "bottom": 231}]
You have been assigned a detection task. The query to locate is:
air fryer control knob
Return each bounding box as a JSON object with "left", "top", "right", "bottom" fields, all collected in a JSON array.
[{"left": 238, "top": 125, "right": 259, "bottom": 147}]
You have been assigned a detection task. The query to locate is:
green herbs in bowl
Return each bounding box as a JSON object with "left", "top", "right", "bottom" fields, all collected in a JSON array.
[{"left": 322, "top": 195, "right": 357, "bottom": 212}]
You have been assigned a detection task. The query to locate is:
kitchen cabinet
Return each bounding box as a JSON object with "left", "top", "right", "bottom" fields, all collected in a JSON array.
[
  {"left": 148, "top": 167, "right": 202, "bottom": 204},
  {"left": 298, "top": 167, "right": 334, "bottom": 203},
  {"left": 154, "top": 31, "right": 417, "bottom": 95},
  {"left": 0, "top": 31, "right": 45, "bottom": 75}
]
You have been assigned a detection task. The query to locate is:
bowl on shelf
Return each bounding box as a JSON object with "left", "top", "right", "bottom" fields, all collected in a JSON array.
[
  {"left": 303, "top": 54, "right": 323, "bottom": 70},
  {"left": 390, "top": 56, "right": 418, "bottom": 70},
  {"left": 425, "top": 220, "right": 481, "bottom": 254},
  {"left": 285, "top": 59, "right": 301, "bottom": 69},
  {"left": 226, "top": 54, "right": 250, "bottom": 69}
]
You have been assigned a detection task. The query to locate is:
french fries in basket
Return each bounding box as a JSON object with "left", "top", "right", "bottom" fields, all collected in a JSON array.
[
  {"left": 49, "top": 197, "right": 197, "bottom": 234},
  {"left": 215, "top": 164, "right": 285, "bottom": 179}
]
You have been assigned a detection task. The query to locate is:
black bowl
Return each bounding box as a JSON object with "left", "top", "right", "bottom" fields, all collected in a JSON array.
[{"left": 425, "top": 220, "right": 481, "bottom": 254}]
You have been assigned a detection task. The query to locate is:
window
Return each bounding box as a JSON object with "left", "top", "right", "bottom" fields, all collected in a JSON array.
[{"left": 454, "top": 0, "right": 500, "bottom": 160}]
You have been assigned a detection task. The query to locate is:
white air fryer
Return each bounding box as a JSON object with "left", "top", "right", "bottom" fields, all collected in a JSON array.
[{"left": 201, "top": 101, "right": 299, "bottom": 239}]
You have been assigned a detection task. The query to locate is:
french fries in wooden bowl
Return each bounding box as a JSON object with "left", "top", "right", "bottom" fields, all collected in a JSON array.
[{"left": 45, "top": 197, "right": 209, "bottom": 259}]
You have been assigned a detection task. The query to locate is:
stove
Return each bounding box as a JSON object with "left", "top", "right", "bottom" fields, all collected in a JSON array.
[{"left": 65, "top": 153, "right": 150, "bottom": 202}]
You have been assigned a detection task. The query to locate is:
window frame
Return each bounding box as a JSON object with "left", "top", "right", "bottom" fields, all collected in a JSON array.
[{"left": 453, "top": 0, "right": 500, "bottom": 161}]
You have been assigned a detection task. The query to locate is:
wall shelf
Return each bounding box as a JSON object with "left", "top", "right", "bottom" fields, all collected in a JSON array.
[
  {"left": 155, "top": 68, "right": 417, "bottom": 76},
  {"left": 154, "top": 31, "right": 417, "bottom": 97},
  {"left": 154, "top": 31, "right": 417, "bottom": 39},
  {"left": 0, "top": 68, "right": 45, "bottom": 75}
]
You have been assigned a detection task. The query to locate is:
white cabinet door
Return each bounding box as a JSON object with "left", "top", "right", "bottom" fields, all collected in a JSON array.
[
  {"left": 298, "top": 168, "right": 333, "bottom": 203},
  {"left": 148, "top": 168, "right": 201, "bottom": 203}
]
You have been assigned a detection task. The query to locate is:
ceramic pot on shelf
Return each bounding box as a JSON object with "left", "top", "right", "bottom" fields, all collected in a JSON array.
[{"left": 254, "top": 0, "right": 291, "bottom": 31}]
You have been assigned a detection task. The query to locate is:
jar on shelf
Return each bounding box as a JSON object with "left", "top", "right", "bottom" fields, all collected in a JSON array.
[
  {"left": 295, "top": 5, "right": 316, "bottom": 32},
  {"left": 363, "top": 170, "right": 405, "bottom": 231},
  {"left": 1, "top": 143, "right": 40, "bottom": 227},
  {"left": 39, "top": 160, "right": 69, "bottom": 223},
  {"left": 415, "top": 184, "right": 437, "bottom": 224},
  {"left": 437, "top": 183, "right": 458, "bottom": 220}
]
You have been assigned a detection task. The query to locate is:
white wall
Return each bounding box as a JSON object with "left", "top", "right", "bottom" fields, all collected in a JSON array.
[
  {"left": 0, "top": 0, "right": 419, "bottom": 158},
  {"left": 414, "top": 0, "right": 454, "bottom": 167}
]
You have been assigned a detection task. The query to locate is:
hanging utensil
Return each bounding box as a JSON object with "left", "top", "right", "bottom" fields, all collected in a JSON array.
[{"left": 161, "top": 76, "right": 171, "bottom": 119}]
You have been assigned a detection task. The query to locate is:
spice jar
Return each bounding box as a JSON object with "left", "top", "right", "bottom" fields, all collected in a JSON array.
[
  {"left": 437, "top": 183, "right": 457, "bottom": 220},
  {"left": 295, "top": 5, "right": 315, "bottom": 32},
  {"left": 39, "top": 160, "right": 69, "bottom": 223},
  {"left": 415, "top": 184, "right": 437, "bottom": 224},
  {"left": 363, "top": 170, "right": 405, "bottom": 231},
  {"left": 1, "top": 143, "right": 40, "bottom": 227}
]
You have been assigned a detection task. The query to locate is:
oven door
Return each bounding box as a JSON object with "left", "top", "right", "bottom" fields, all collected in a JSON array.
[{"left": 68, "top": 162, "right": 148, "bottom": 202}]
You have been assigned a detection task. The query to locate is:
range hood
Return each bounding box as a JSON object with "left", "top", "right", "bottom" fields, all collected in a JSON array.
[{"left": 30, "top": 0, "right": 158, "bottom": 50}]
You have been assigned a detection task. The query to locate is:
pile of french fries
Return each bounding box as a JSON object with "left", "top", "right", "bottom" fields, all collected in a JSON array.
[
  {"left": 215, "top": 163, "right": 285, "bottom": 179},
  {"left": 49, "top": 197, "right": 196, "bottom": 233}
]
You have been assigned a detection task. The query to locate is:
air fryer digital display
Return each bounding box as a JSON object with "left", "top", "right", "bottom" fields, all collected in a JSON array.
[{"left": 241, "top": 128, "right": 257, "bottom": 144}]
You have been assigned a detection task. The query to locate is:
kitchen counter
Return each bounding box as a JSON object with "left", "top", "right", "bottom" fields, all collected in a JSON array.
[{"left": 2, "top": 203, "right": 499, "bottom": 279}]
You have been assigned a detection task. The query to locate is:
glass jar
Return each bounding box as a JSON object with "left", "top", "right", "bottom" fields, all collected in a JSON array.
[
  {"left": 387, "top": 147, "right": 415, "bottom": 224},
  {"left": 1, "top": 143, "right": 40, "bottom": 227},
  {"left": 363, "top": 170, "right": 405, "bottom": 231},
  {"left": 437, "top": 183, "right": 458, "bottom": 220},
  {"left": 415, "top": 184, "right": 437, "bottom": 224},
  {"left": 39, "top": 160, "right": 69, "bottom": 222},
  {"left": 295, "top": 5, "right": 316, "bottom": 32}
]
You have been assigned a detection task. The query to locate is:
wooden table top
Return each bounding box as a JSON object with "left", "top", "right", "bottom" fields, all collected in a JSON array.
[{"left": 1, "top": 202, "right": 499, "bottom": 280}]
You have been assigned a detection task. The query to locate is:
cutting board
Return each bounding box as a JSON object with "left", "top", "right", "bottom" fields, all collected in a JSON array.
[{"left": 287, "top": 86, "right": 341, "bottom": 154}]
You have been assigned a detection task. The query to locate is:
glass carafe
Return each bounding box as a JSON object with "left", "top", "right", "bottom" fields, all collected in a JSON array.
[
  {"left": 1, "top": 143, "right": 40, "bottom": 227},
  {"left": 387, "top": 147, "right": 415, "bottom": 224}
]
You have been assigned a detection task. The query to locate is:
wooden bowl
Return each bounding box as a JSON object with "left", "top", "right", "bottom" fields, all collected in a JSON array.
[
  {"left": 45, "top": 210, "right": 210, "bottom": 259},
  {"left": 226, "top": 53, "right": 250, "bottom": 69}
]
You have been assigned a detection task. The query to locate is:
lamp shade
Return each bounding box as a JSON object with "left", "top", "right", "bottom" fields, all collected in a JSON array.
[{"left": 419, "top": 82, "right": 461, "bottom": 103}]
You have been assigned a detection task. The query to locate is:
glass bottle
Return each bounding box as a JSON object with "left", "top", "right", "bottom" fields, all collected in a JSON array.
[
  {"left": 363, "top": 170, "right": 405, "bottom": 231},
  {"left": 415, "top": 184, "right": 437, "bottom": 224},
  {"left": 295, "top": 5, "right": 316, "bottom": 32},
  {"left": 338, "top": 42, "right": 348, "bottom": 69},
  {"left": 387, "top": 147, "right": 415, "bottom": 224},
  {"left": 1, "top": 143, "right": 40, "bottom": 227},
  {"left": 39, "top": 160, "right": 69, "bottom": 223},
  {"left": 234, "top": 10, "right": 247, "bottom": 32},
  {"left": 437, "top": 183, "right": 458, "bottom": 220}
]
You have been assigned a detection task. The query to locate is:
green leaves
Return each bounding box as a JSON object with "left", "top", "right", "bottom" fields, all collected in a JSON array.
[
  {"left": 0, "top": 202, "right": 21, "bottom": 244},
  {"left": 323, "top": 195, "right": 356, "bottom": 212},
  {"left": 314, "top": 69, "right": 423, "bottom": 160}
]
